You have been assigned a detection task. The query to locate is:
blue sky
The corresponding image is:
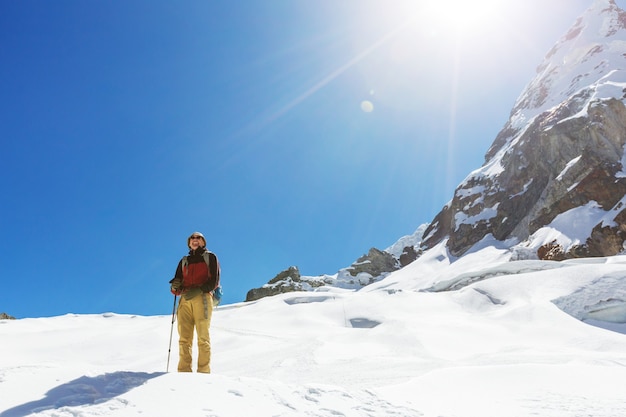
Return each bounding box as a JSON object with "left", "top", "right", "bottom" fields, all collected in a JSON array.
[{"left": 1, "top": 0, "right": 604, "bottom": 318}]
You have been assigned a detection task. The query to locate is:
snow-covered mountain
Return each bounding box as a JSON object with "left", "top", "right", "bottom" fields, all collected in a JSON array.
[{"left": 424, "top": 0, "right": 626, "bottom": 259}]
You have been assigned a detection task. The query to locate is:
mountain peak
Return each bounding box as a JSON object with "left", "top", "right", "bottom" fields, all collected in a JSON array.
[
  {"left": 589, "top": 0, "right": 625, "bottom": 35},
  {"left": 505, "top": 0, "right": 626, "bottom": 135}
]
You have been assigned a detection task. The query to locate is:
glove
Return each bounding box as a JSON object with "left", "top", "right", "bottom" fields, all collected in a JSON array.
[{"left": 170, "top": 278, "right": 182, "bottom": 291}]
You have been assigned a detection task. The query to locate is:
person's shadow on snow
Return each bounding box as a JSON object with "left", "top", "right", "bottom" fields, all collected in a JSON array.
[{"left": 0, "top": 371, "right": 164, "bottom": 417}]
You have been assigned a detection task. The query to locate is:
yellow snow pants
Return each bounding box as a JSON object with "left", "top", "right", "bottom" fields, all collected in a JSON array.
[{"left": 177, "top": 290, "right": 213, "bottom": 373}]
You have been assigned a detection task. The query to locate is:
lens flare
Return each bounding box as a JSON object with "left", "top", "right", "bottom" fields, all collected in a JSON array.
[{"left": 360, "top": 100, "right": 374, "bottom": 113}]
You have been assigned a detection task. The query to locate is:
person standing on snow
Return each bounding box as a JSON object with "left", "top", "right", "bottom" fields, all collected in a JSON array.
[{"left": 169, "top": 232, "right": 220, "bottom": 373}]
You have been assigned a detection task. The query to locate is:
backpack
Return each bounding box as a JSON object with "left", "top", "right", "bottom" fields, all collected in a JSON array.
[{"left": 181, "top": 251, "right": 222, "bottom": 306}]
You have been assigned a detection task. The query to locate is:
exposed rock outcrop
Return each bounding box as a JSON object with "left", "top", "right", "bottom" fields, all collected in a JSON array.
[
  {"left": 399, "top": 245, "right": 421, "bottom": 267},
  {"left": 345, "top": 248, "right": 398, "bottom": 280},
  {"left": 245, "top": 266, "right": 311, "bottom": 302}
]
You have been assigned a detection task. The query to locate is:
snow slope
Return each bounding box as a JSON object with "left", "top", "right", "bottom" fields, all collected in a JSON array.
[{"left": 2, "top": 246, "right": 626, "bottom": 417}]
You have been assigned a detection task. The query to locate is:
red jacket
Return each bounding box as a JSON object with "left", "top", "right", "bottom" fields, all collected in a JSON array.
[{"left": 170, "top": 248, "right": 220, "bottom": 295}]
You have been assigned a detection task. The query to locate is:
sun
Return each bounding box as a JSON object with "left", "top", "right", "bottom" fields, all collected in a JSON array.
[{"left": 395, "top": 0, "right": 503, "bottom": 39}]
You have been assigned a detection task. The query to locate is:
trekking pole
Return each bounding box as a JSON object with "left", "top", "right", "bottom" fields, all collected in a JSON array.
[{"left": 166, "top": 294, "right": 177, "bottom": 372}]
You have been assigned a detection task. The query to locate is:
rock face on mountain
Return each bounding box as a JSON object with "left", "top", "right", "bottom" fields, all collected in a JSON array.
[
  {"left": 347, "top": 248, "right": 398, "bottom": 279},
  {"left": 245, "top": 266, "right": 309, "bottom": 302},
  {"left": 1, "top": 312, "right": 16, "bottom": 320},
  {"left": 422, "top": 0, "right": 626, "bottom": 260}
]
